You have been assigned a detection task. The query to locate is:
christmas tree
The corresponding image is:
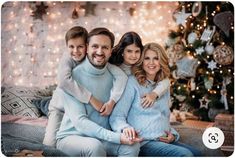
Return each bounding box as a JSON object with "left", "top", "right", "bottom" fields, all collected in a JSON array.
[{"left": 166, "top": 2, "right": 234, "bottom": 121}]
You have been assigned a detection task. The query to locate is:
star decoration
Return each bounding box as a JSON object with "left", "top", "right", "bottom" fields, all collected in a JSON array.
[
  {"left": 207, "top": 60, "right": 217, "bottom": 70},
  {"left": 176, "top": 56, "right": 199, "bottom": 78},
  {"left": 81, "top": 2, "right": 97, "bottom": 16},
  {"left": 174, "top": 8, "right": 191, "bottom": 26},
  {"left": 199, "top": 97, "right": 211, "bottom": 109},
  {"left": 195, "top": 46, "right": 204, "bottom": 55},
  {"left": 31, "top": 2, "right": 48, "bottom": 20}
]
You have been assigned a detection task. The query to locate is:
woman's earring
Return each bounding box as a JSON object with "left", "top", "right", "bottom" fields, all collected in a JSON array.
[{"left": 121, "top": 54, "right": 124, "bottom": 56}]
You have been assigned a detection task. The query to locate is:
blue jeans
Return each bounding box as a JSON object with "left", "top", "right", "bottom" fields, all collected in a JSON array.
[{"left": 139, "top": 141, "right": 201, "bottom": 157}]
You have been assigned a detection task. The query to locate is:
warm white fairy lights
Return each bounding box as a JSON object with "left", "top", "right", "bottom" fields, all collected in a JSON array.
[{"left": 2, "top": 1, "right": 178, "bottom": 87}]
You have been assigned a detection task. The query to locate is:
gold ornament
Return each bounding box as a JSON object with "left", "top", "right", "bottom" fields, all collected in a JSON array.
[{"left": 213, "top": 45, "right": 233, "bottom": 65}]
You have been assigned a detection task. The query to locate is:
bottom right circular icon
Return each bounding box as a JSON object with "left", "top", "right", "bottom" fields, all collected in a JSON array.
[{"left": 202, "top": 127, "right": 225, "bottom": 149}]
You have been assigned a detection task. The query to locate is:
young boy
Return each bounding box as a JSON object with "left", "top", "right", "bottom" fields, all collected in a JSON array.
[{"left": 43, "top": 26, "right": 128, "bottom": 147}]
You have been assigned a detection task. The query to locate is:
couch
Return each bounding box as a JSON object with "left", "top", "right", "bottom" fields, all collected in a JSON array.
[{"left": 1, "top": 85, "right": 225, "bottom": 156}]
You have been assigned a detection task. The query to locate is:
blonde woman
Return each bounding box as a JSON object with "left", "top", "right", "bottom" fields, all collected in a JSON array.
[{"left": 110, "top": 43, "right": 201, "bottom": 156}]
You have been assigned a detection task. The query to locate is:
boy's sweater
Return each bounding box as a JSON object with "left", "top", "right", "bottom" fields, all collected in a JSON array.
[{"left": 57, "top": 53, "right": 127, "bottom": 104}]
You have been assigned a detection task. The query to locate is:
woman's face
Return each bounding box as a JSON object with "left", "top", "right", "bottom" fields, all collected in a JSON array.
[
  {"left": 123, "top": 44, "right": 141, "bottom": 66},
  {"left": 143, "top": 49, "right": 160, "bottom": 81}
]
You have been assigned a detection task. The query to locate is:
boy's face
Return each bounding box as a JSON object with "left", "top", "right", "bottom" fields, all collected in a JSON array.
[
  {"left": 67, "top": 37, "right": 86, "bottom": 62},
  {"left": 87, "top": 35, "right": 112, "bottom": 68}
]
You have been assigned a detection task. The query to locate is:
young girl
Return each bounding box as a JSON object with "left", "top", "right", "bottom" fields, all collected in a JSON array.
[
  {"left": 43, "top": 26, "right": 127, "bottom": 147},
  {"left": 110, "top": 43, "right": 201, "bottom": 156},
  {"left": 109, "top": 32, "right": 170, "bottom": 108}
]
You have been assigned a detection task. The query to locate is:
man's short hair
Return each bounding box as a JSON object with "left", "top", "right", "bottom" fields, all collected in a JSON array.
[{"left": 88, "top": 27, "right": 115, "bottom": 47}]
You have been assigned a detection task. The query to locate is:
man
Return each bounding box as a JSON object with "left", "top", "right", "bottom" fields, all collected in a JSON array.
[{"left": 55, "top": 27, "right": 141, "bottom": 156}]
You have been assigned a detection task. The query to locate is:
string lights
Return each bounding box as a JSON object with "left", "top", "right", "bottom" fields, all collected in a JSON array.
[{"left": 2, "top": 1, "right": 178, "bottom": 87}]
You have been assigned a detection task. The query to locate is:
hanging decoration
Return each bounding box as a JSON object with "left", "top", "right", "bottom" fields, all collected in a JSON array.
[
  {"left": 175, "top": 55, "right": 199, "bottom": 78},
  {"left": 187, "top": 32, "right": 198, "bottom": 44},
  {"left": 192, "top": 2, "right": 202, "bottom": 17},
  {"left": 72, "top": 9, "right": 79, "bottom": 19},
  {"left": 204, "top": 77, "right": 214, "bottom": 90},
  {"left": 199, "top": 96, "right": 211, "bottom": 109},
  {"left": 213, "top": 44, "right": 233, "bottom": 65},
  {"left": 173, "top": 7, "right": 191, "bottom": 27},
  {"left": 31, "top": 2, "right": 48, "bottom": 20},
  {"left": 200, "top": 26, "right": 216, "bottom": 42},
  {"left": 195, "top": 46, "right": 204, "bottom": 55},
  {"left": 166, "top": 43, "right": 185, "bottom": 67},
  {"left": 213, "top": 11, "right": 234, "bottom": 37},
  {"left": 205, "top": 43, "right": 215, "bottom": 55},
  {"left": 220, "top": 76, "right": 232, "bottom": 110},
  {"left": 207, "top": 60, "right": 217, "bottom": 71},
  {"left": 81, "top": 2, "right": 97, "bottom": 16}
]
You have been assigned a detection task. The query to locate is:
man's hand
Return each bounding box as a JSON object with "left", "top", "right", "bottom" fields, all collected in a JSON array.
[
  {"left": 158, "top": 131, "right": 175, "bottom": 144},
  {"left": 141, "top": 92, "right": 158, "bottom": 108},
  {"left": 89, "top": 96, "right": 103, "bottom": 112},
  {"left": 120, "top": 133, "right": 143, "bottom": 145},
  {"left": 100, "top": 99, "right": 115, "bottom": 116}
]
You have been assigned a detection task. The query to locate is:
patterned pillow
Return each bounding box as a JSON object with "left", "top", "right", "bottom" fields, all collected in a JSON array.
[{"left": 1, "top": 86, "right": 53, "bottom": 118}]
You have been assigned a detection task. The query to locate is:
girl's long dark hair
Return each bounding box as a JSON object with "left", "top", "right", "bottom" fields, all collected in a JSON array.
[{"left": 109, "top": 31, "right": 143, "bottom": 66}]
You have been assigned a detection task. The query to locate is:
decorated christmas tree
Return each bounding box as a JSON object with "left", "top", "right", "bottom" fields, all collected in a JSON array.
[{"left": 166, "top": 2, "right": 234, "bottom": 121}]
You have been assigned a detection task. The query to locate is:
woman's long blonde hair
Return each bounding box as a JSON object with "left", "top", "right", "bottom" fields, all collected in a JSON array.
[{"left": 132, "top": 43, "right": 170, "bottom": 85}]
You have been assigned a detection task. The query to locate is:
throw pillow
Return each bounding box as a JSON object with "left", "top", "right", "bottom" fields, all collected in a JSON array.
[{"left": 1, "top": 86, "right": 52, "bottom": 118}]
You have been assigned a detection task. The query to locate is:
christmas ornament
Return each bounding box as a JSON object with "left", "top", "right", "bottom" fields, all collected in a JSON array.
[
  {"left": 195, "top": 46, "right": 204, "bottom": 55},
  {"left": 204, "top": 77, "right": 214, "bottom": 90},
  {"left": 81, "top": 2, "right": 97, "bottom": 16},
  {"left": 166, "top": 43, "right": 185, "bottom": 67},
  {"left": 213, "top": 11, "right": 234, "bottom": 37},
  {"left": 200, "top": 26, "right": 216, "bottom": 42},
  {"left": 220, "top": 77, "right": 231, "bottom": 110},
  {"left": 199, "top": 96, "right": 211, "bottom": 109},
  {"left": 189, "top": 78, "right": 196, "bottom": 91},
  {"left": 213, "top": 45, "right": 233, "bottom": 65},
  {"left": 207, "top": 60, "right": 217, "bottom": 70},
  {"left": 192, "top": 2, "right": 202, "bottom": 17},
  {"left": 129, "top": 7, "right": 136, "bottom": 16},
  {"left": 187, "top": 32, "right": 197, "bottom": 44},
  {"left": 72, "top": 9, "right": 79, "bottom": 19},
  {"left": 173, "top": 8, "right": 191, "bottom": 26},
  {"left": 174, "top": 94, "right": 186, "bottom": 102},
  {"left": 31, "top": 2, "right": 48, "bottom": 20},
  {"left": 205, "top": 44, "right": 215, "bottom": 55},
  {"left": 175, "top": 55, "right": 199, "bottom": 78}
]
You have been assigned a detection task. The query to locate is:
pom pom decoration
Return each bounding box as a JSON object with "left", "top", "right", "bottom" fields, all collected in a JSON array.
[{"left": 213, "top": 44, "right": 233, "bottom": 65}]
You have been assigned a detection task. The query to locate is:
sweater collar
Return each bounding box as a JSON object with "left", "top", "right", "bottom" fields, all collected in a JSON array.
[
  {"left": 84, "top": 57, "right": 107, "bottom": 75},
  {"left": 120, "top": 63, "right": 132, "bottom": 75}
]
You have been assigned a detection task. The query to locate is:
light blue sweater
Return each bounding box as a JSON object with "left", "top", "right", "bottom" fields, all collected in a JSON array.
[
  {"left": 56, "top": 57, "right": 120, "bottom": 144},
  {"left": 109, "top": 76, "right": 179, "bottom": 143}
]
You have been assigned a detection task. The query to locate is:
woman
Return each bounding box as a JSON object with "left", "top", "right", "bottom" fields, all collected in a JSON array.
[
  {"left": 110, "top": 43, "right": 201, "bottom": 157},
  {"left": 109, "top": 32, "right": 169, "bottom": 108}
]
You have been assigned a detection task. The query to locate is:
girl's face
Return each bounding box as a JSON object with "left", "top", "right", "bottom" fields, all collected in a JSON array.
[
  {"left": 123, "top": 44, "right": 141, "bottom": 66},
  {"left": 143, "top": 49, "right": 160, "bottom": 81}
]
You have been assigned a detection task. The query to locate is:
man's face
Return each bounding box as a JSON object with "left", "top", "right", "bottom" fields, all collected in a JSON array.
[{"left": 87, "top": 35, "right": 112, "bottom": 68}]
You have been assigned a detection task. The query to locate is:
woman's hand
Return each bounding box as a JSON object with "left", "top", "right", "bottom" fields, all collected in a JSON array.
[
  {"left": 141, "top": 92, "right": 158, "bottom": 108},
  {"left": 158, "top": 131, "right": 175, "bottom": 143}
]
